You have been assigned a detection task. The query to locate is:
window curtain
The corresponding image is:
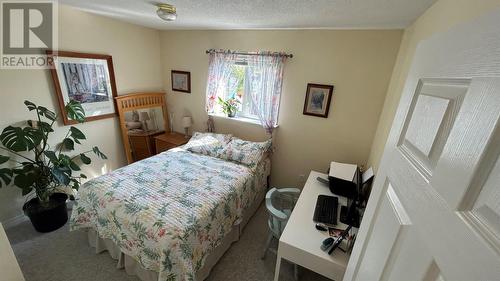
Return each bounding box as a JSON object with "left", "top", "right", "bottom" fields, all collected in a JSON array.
[
  {"left": 205, "top": 52, "right": 238, "bottom": 113},
  {"left": 246, "top": 52, "right": 287, "bottom": 135},
  {"left": 205, "top": 51, "right": 287, "bottom": 135}
]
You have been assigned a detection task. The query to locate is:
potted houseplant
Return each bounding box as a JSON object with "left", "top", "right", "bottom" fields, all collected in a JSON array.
[
  {"left": 217, "top": 97, "right": 240, "bottom": 118},
  {"left": 0, "top": 100, "right": 107, "bottom": 232}
]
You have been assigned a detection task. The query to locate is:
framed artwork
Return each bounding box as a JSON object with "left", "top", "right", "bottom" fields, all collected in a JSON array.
[
  {"left": 171, "top": 70, "right": 191, "bottom": 93},
  {"left": 303, "top": 83, "right": 334, "bottom": 118},
  {"left": 46, "top": 51, "right": 118, "bottom": 125}
]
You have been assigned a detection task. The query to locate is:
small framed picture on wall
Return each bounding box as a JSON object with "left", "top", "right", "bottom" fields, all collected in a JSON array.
[
  {"left": 171, "top": 70, "right": 191, "bottom": 93},
  {"left": 303, "top": 83, "right": 334, "bottom": 118}
]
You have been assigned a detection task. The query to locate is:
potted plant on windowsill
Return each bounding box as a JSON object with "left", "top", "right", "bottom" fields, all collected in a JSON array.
[
  {"left": 0, "top": 100, "right": 107, "bottom": 233},
  {"left": 218, "top": 97, "right": 240, "bottom": 118}
]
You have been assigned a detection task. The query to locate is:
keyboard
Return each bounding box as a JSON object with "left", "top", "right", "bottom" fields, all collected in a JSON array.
[{"left": 313, "top": 195, "right": 338, "bottom": 225}]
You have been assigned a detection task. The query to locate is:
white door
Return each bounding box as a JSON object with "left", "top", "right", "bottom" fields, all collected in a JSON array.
[{"left": 344, "top": 9, "right": 500, "bottom": 281}]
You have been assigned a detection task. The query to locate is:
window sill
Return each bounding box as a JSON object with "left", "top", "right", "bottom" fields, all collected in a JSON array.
[
  {"left": 209, "top": 113, "right": 280, "bottom": 129},
  {"left": 209, "top": 113, "right": 262, "bottom": 126}
]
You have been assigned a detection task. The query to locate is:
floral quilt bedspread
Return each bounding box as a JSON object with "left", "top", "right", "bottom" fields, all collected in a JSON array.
[{"left": 70, "top": 148, "right": 265, "bottom": 281}]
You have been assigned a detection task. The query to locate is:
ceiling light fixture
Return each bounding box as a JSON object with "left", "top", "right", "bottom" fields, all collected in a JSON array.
[{"left": 156, "top": 3, "right": 177, "bottom": 21}]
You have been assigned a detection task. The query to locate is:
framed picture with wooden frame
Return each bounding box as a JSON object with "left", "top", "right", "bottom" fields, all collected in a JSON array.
[
  {"left": 303, "top": 83, "right": 334, "bottom": 118},
  {"left": 171, "top": 70, "right": 191, "bottom": 93},
  {"left": 46, "top": 50, "right": 118, "bottom": 125}
]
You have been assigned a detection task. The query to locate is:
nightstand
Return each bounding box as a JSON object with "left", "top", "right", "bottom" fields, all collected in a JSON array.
[
  {"left": 154, "top": 132, "right": 190, "bottom": 153},
  {"left": 127, "top": 130, "right": 164, "bottom": 162}
]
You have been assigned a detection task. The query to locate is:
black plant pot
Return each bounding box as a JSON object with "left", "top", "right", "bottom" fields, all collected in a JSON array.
[{"left": 23, "top": 193, "right": 68, "bottom": 233}]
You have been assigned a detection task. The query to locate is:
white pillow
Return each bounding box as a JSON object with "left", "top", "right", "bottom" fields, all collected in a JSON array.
[
  {"left": 184, "top": 132, "right": 232, "bottom": 157},
  {"left": 218, "top": 138, "right": 272, "bottom": 169}
]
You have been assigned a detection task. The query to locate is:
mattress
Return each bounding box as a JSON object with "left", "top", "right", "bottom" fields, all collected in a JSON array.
[{"left": 70, "top": 148, "right": 270, "bottom": 281}]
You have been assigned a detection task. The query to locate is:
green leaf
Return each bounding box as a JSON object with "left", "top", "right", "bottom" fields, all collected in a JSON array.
[
  {"left": 80, "top": 174, "right": 87, "bottom": 179},
  {"left": 25, "top": 101, "right": 56, "bottom": 121},
  {"left": 27, "top": 120, "right": 54, "bottom": 133},
  {"left": 0, "top": 126, "right": 44, "bottom": 152},
  {"left": 65, "top": 101, "right": 85, "bottom": 123},
  {"left": 14, "top": 173, "right": 35, "bottom": 189},
  {"left": 59, "top": 155, "right": 72, "bottom": 169},
  {"left": 12, "top": 168, "right": 23, "bottom": 175},
  {"left": 80, "top": 154, "right": 91, "bottom": 165},
  {"left": 70, "top": 126, "right": 86, "bottom": 141},
  {"left": 24, "top": 100, "right": 37, "bottom": 111},
  {"left": 92, "top": 146, "right": 107, "bottom": 160},
  {"left": 19, "top": 163, "right": 36, "bottom": 174},
  {"left": 37, "top": 106, "right": 56, "bottom": 121},
  {"left": 38, "top": 121, "right": 54, "bottom": 133},
  {"left": 69, "top": 160, "right": 80, "bottom": 171},
  {"left": 0, "top": 168, "right": 13, "bottom": 187},
  {"left": 62, "top": 138, "right": 74, "bottom": 151},
  {"left": 51, "top": 166, "right": 71, "bottom": 185},
  {"left": 70, "top": 178, "right": 80, "bottom": 190},
  {"left": 43, "top": 151, "right": 58, "bottom": 163},
  {"left": 22, "top": 187, "right": 33, "bottom": 196},
  {"left": 0, "top": 155, "right": 9, "bottom": 165}
]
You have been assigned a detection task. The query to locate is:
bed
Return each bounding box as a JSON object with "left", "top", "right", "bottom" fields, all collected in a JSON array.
[
  {"left": 70, "top": 92, "right": 272, "bottom": 281},
  {"left": 70, "top": 142, "right": 271, "bottom": 281}
]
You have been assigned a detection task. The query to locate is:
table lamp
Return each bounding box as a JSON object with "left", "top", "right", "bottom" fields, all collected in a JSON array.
[
  {"left": 140, "top": 111, "right": 150, "bottom": 132},
  {"left": 182, "top": 116, "right": 192, "bottom": 138}
]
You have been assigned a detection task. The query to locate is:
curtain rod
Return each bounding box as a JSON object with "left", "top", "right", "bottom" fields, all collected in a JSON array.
[{"left": 205, "top": 49, "right": 293, "bottom": 58}]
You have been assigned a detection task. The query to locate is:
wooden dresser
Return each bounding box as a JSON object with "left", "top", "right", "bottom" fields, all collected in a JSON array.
[
  {"left": 128, "top": 130, "right": 164, "bottom": 162},
  {"left": 154, "top": 132, "right": 190, "bottom": 153}
]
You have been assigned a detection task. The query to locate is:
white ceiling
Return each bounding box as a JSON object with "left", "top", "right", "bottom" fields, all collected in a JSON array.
[{"left": 59, "top": 0, "right": 437, "bottom": 30}]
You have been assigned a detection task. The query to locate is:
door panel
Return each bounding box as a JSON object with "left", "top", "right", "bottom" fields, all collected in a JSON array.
[
  {"left": 355, "top": 182, "right": 411, "bottom": 280},
  {"left": 422, "top": 261, "right": 445, "bottom": 281},
  {"left": 398, "top": 79, "right": 467, "bottom": 180},
  {"left": 382, "top": 232, "right": 432, "bottom": 281},
  {"left": 344, "top": 8, "right": 500, "bottom": 281},
  {"left": 461, "top": 152, "right": 500, "bottom": 255},
  {"left": 432, "top": 79, "right": 500, "bottom": 209}
]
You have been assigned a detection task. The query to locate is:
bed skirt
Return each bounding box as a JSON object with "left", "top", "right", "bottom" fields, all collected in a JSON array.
[{"left": 85, "top": 188, "right": 266, "bottom": 281}]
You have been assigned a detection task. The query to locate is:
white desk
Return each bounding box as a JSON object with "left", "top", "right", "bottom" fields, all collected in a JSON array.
[
  {"left": 0, "top": 223, "right": 25, "bottom": 281},
  {"left": 274, "top": 171, "right": 350, "bottom": 281}
]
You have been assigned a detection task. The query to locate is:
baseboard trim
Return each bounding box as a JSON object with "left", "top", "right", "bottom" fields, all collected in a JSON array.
[{"left": 3, "top": 214, "right": 28, "bottom": 229}]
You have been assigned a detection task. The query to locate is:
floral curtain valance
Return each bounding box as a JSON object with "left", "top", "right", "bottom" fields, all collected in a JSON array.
[{"left": 205, "top": 51, "right": 288, "bottom": 135}]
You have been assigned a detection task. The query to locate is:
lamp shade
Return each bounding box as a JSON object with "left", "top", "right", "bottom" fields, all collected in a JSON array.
[
  {"left": 140, "top": 111, "right": 150, "bottom": 121},
  {"left": 182, "top": 116, "right": 192, "bottom": 128}
]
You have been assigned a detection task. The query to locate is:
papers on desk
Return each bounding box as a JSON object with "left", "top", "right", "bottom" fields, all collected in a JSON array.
[
  {"left": 362, "top": 167, "right": 374, "bottom": 184},
  {"left": 329, "top": 161, "right": 357, "bottom": 182}
]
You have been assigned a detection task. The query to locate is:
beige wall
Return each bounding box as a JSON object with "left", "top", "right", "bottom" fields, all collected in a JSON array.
[
  {"left": 160, "top": 30, "right": 402, "bottom": 187},
  {"left": 367, "top": 0, "right": 500, "bottom": 172},
  {"left": 0, "top": 5, "right": 162, "bottom": 224}
]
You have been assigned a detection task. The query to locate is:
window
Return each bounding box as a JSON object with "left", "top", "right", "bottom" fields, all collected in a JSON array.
[
  {"left": 206, "top": 51, "right": 288, "bottom": 133},
  {"left": 219, "top": 60, "right": 260, "bottom": 120}
]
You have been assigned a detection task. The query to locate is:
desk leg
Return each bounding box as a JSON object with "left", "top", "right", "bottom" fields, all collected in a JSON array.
[{"left": 274, "top": 254, "right": 282, "bottom": 281}]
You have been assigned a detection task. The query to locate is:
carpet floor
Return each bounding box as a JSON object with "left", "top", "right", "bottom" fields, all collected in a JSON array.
[{"left": 6, "top": 204, "right": 331, "bottom": 281}]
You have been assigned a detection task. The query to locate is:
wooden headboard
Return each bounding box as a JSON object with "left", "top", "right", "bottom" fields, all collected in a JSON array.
[{"left": 115, "top": 92, "right": 170, "bottom": 164}]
